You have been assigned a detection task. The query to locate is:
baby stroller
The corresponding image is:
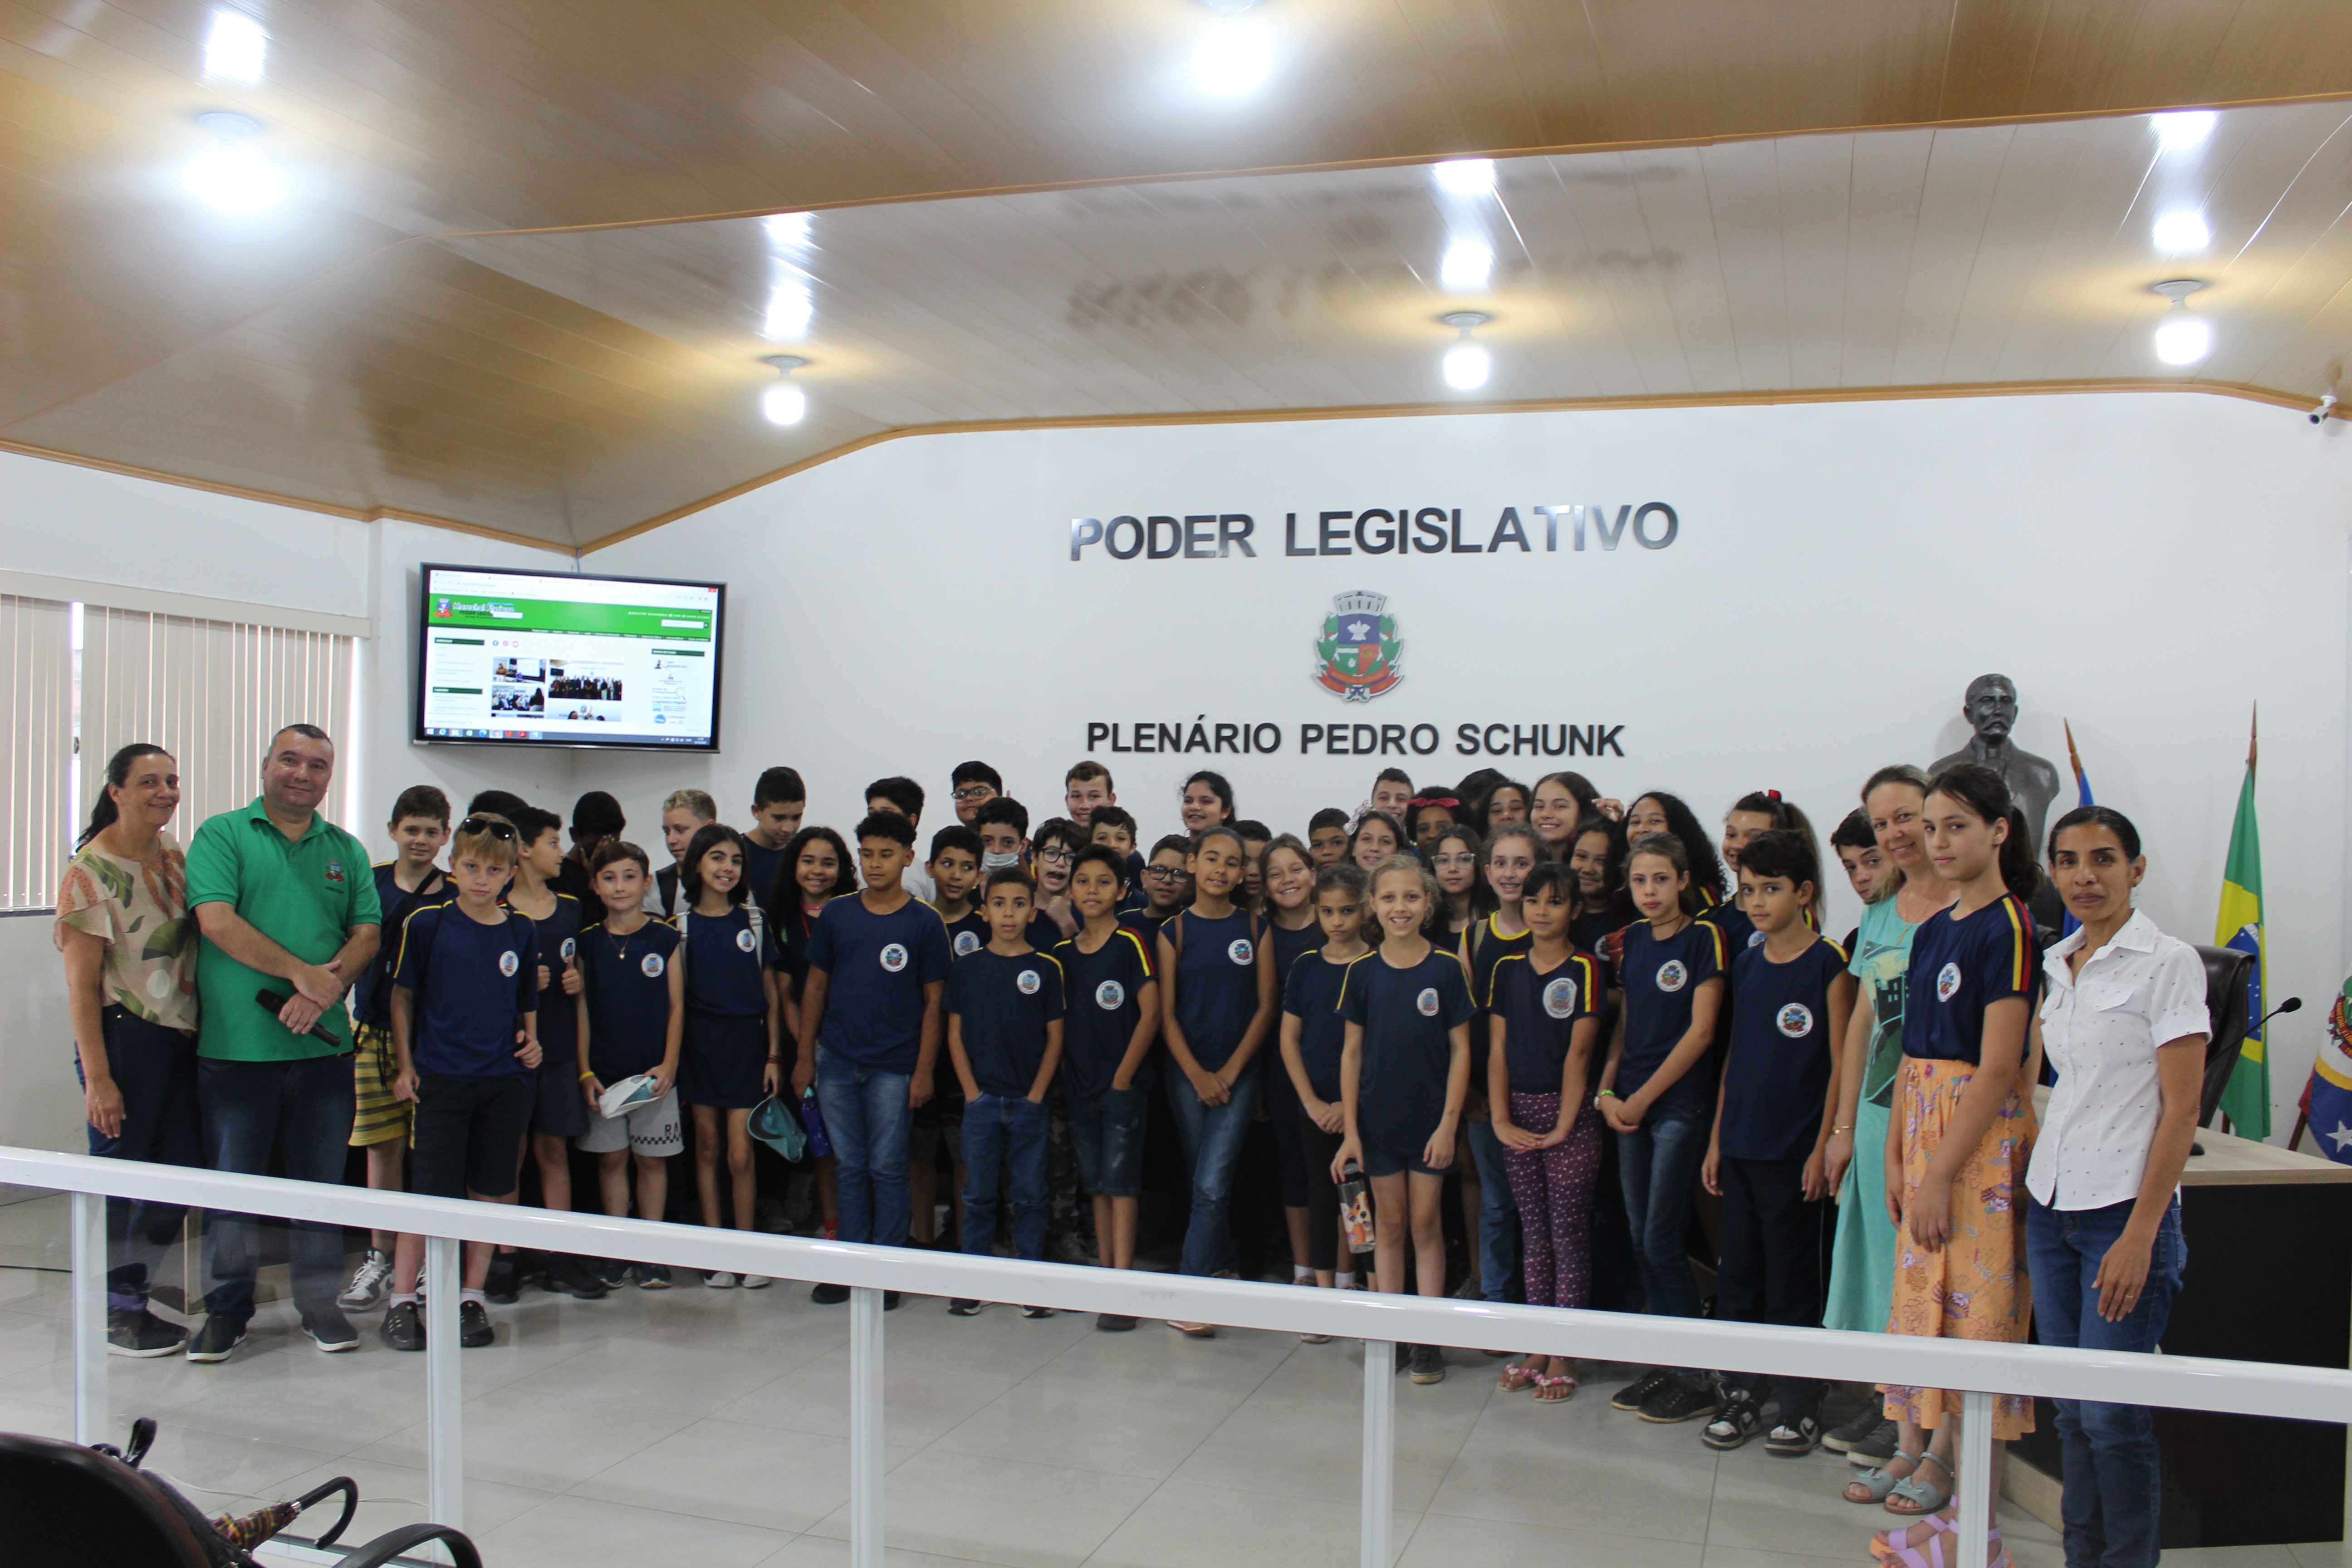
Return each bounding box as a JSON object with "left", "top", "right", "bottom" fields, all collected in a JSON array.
[{"left": 0, "top": 1416, "right": 482, "bottom": 1566}]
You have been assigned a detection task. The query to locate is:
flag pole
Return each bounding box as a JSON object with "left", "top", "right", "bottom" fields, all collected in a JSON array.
[{"left": 2065, "top": 719, "right": 2083, "bottom": 783}]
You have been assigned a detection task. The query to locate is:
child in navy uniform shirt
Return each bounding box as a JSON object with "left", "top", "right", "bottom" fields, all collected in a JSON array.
[
  {"left": 504, "top": 804, "right": 602, "bottom": 1301},
  {"left": 1700, "top": 830, "right": 1855, "bottom": 1455},
  {"left": 574, "top": 839, "right": 685, "bottom": 1289},
  {"left": 1602, "top": 831, "right": 1728, "bottom": 1424},
  {"left": 383, "top": 813, "right": 543, "bottom": 1352},
  {"left": 676, "top": 823, "right": 785, "bottom": 1289},
  {"left": 796, "top": 811, "right": 952, "bottom": 1304},
  {"left": 1333, "top": 854, "right": 1475, "bottom": 1386},
  {"left": 945, "top": 867, "right": 1066, "bottom": 1316},
  {"left": 1279, "top": 863, "right": 1370, "bottom": 1296},
  {"left": 1052, "top": 847, "right": 1158, "bottom": 1327}
]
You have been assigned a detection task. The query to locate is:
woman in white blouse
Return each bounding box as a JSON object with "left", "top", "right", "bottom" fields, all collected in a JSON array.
[{"left": 2027, "top": 805, "right": 2206, "bottom": 1568}]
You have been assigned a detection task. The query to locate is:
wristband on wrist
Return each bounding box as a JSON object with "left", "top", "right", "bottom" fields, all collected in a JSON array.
[
  {"left": 1595, "top": 1089, "right": 1619, "bottom": 1100},
  {"left": 578, "top": 1071, "right": 596, "bottom": 1084},
  {"left": 766, "top": 1056, "right": 785, "bottom": 1064},
  {"left": 1833, "top": 1123, "right": 1854, "bottom": 1133}
]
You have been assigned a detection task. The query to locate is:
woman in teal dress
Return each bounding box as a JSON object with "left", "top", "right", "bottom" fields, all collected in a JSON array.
[{"left": 1820, "top": 765, "right": 1960, "bottom": 1514}]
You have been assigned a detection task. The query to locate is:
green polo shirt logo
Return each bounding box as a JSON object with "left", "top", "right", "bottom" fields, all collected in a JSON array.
[{"left": 186, "top": 797, "right": 383, "bottom": 1062}]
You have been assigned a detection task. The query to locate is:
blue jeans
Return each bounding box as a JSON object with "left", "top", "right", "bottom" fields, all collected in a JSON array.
[
  {"left": 1067, "top": 1084, "right": 1148, "bottom": 1198},
  {"left": 1615, "top": 1107, "right": 1708, "bottom": 1321},
  {"left": 2026, "top": 1193, "right": 2186, "bottom": 1568},
  {"left": 815, "top": 1048, "right": 913, "bottom": 1248},
  {"left": 197, "top": 1054, "right": 355, "bottom": 1322},
  {"left": 961, "top": 1093, "right": 1049, "bottom": 1261},
  {"left": 1166, "top": 1061, "right": 1262, "bottom": 1276},
  {"left": 77, "top": 1010, "right": 202, "bottom": 1313},
  {"left": 1465, "top": 1118, "right": 1519, "bottom": 1302}
]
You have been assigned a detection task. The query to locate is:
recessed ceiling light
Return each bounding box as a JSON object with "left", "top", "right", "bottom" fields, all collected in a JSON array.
[
  {"left": 2152, "top": 210, "right": 2210, "bottom": 252},
  {"left": 2151, "top": 279, "right": 2210, "bottom": 366},
  {"left": 1440, "top": 310, "right": 1491, "bottom": 390},
  {"left": 762, "top": 354, "right": 809, "bottom": 425},
  {"left": 186, "top": 112, "right": 280, "bottom": 212},
  {"left": 2152, "top": 111, "right": 2217, "bottom": 152},
  {"left": 1193, "top": 19, "right": 1270, "bottom": 96},
  {"left": 1434, "top": 159, "right": 1495, "bottom": 197},
  {"left": 1440, "top": 237, "right": 1493, "bottom": 291},
  {"left": 204, "top": 9, "right": 267, "bottom": 85}
]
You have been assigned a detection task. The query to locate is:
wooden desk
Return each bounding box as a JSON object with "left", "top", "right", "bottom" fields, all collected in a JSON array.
[{"left": 2014, "top": 1093, "right": 2352, "bottom": 1549}]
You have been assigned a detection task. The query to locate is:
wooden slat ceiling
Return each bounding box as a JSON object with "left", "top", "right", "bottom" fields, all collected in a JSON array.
[{"left": 6, "top": 2, "right": 2352, "bottom": 547}]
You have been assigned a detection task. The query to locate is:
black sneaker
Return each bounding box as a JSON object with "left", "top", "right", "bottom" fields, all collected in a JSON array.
[
  {"left": 638, "top": 1264, "right": 673, "bottom": 1290},
  {"left": 484, "top": 1255, "right": 521, "bottom": 1305},
  {"left": 1639, "top": 1375, "right": 1723, "bottom": 1425},
  {"left": 1096, "top": 1313, "right": 1137, "bottom": 1332},
  {"left": 381, "top": 1301, "right": 425, "bottom": 1352},
  {"left": 338, "top": 1248, "right": 392, "bottom": 1311},
  {"left": 1701, "top": 1391, "right": 1764, "bottom": 1450},
  {"left": 1766, "top": 1415, "right": 1824, "bottom": 1457},
  {"left": 1847, "top": 1417, "right": 1900, "bottom": 1466},
  {"left": 108, "top": 1308, "right": 187, "bottom": 1358},
  {"left": 1611, "top": 1367, "right": 1677, "bottom": 1411},
  {"left": 811, "top": 1282, "right": 850, "bottom": 1305},
  {"left": 184, "top": 1315, "right": 247, "bottom": 1363},
  {"left": 1408, "top": 1344, "right": 1446, "bottom": 1384},
  {"left": 458, "top": 1299, "right": 494, "bottom": 1348},
  {"left": 547, "top": 1256, "right": 612, "bottom": 1300},
  {"left": 597, "top": 1258, "right": 634, "bottom": 1289},
  {"left": 1019, "top": 1304, "right": 1054, "bottom": 1319},
  {"left": 1823, "top": 1405, "right": 1886, "bottom": 1453},
  {"left": 948, "top": 1298, "right": 985, "bottom": 1316},
  {"left": 300, "top": 1306, "right": 360, "bottom": 1353}
]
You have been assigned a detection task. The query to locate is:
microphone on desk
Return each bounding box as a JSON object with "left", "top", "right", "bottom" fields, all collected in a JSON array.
[{"left": 2192, "top": 998, "right": 2303, "bottom": 1155}]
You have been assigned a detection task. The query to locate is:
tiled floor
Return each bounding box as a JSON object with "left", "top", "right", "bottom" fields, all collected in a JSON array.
[{"left": 0, "top": 1196, "right": 2333, "bottom": 1568}]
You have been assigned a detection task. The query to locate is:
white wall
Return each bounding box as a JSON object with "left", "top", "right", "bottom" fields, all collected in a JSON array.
[
  {"left": 589, "top": 392, "right": 2352, "bottom": 1137},
  {"left": 6, "top": 391, "right": 2351, "bottom": 1147}
]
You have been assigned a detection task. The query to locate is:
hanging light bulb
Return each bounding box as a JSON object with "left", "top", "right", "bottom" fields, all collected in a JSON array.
[
  {"left": 1439, "top": 311, "right": 1491, "bottom": 391},
  {"left": 761, "top": 355, "right": 809, "bottom": 425},
  {"left": 2150, "top": 280, "right": 2210, "bottom": 366},
  {"left": 1192, "top": 0, "right": 1271, "bottom": 97}
]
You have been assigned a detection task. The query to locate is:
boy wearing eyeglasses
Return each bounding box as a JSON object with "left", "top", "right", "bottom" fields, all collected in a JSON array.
[
  {"left": 1028, "top": 818, "right": 1087, "bottom": 946},
  {"left": 949, "top": 760, "right": 1002, "bottom": 825},
  {"left": 1133, "top": 833, "right": 1195, "bottom": 931},
  {"left": 381, "top": 813, "right": 545, "bottom": 1352}
]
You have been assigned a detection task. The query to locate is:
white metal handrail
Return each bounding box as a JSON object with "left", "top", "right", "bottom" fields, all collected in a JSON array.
[{"left": 7, "top": 1144, "right": 2346, "bottom": 1567}]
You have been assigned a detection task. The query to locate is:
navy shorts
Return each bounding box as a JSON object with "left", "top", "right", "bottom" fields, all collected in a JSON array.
[
  {"left": 1067, "top": 1083, "right": 1147, "bottom": 1197},
  {"left": 529, "top": 1045, "right": 588, "bottom": 1139},
  {"left": 1361, "top": 1141, "right": 1445, "bottom": 1179},
  {"left": 412, "top": 1075, "right": 532, "bottom": 1199}
]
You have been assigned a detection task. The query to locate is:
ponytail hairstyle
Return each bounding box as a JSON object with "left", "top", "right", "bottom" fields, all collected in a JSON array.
[
  {"left": 1925, "top": 763, "right": 2042, "bottom": 902},
  {"left": 1181, "top": 769, "right": 1235, "bottom": 822},
  {"left": 1192, "top": 822, "right": 1247, "bottom": 861},
  {"left": 78, "top": 743, "right": 173, "bottom": 850},
  {"left": 1485, "top": 821, "right": 1543, "bottom": 864},
  {"left": 1627, "top": 830, "right": 1703, "bottom": 915},
  {"left": 1728, "top": 790, "right": 1820, "bottom": 892},
  {"left": 1629, "top": 791, "right": 1727, "bottom": 902},
  {"left": 1313, "top": 860, "right": 1369, "bottom": 903},
  {"left": 1348, "top": 808, "right": 1409, "bottom": 867},
  {"left": 2046, "top": 804, "right": 2142, "bottom": 863},
  {"left": 1857, "top": 763, "right": 1935, "bottom": 894}
]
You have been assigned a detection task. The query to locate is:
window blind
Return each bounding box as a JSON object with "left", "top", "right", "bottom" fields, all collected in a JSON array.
[{"left": 0, "top": 595, "right": 73, "bottom": 911}]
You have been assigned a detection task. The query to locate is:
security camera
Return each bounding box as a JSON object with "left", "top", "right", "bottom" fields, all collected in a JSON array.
[{"left": 2314, "top": 393, "right": 2337, "bottom": 425}]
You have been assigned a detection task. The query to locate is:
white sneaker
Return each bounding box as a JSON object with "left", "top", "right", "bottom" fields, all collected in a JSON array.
[
  {"left": 705, "top": 1271, "right": 739, "bottom": 1289},
  {"left": 337, "top": 1248, "right": 392, "bottom": 1311},
  {"left": 740, "top": 1274, "right": 772, "bottom": 1290}
]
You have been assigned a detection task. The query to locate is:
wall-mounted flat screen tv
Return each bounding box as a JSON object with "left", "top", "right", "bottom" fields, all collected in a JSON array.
[{"left": 413, "top": 563, "right": 725, "bottom": 751}]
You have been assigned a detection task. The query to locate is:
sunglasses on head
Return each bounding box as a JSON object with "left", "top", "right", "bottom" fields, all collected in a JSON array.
[{"left": 458, "top": 816, "right": 518, "bottom": 840}]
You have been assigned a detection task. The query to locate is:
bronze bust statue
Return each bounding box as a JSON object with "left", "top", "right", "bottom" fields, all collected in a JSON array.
[{"left": 1931, "top": 673, "right": 2062, "bottom": 852}]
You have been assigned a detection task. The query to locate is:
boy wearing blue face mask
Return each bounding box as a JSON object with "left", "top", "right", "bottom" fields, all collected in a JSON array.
[{"left": 972, "top": 797, "right": 1030, "bottom": 876}]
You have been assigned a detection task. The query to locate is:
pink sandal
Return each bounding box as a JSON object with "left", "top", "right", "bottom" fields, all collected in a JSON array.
[
  {"left": 1531, "top": 1371, "right": 1578, "bottom": 1403},
  {"left": 1496, "top": 1363, "right": 1538, "bottom": 1393},
  {"left": 1871, "top": 1518, "right": 2006, "bottom": 1568}
]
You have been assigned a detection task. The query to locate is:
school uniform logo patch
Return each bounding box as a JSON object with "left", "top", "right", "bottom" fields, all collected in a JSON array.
[
  {"left": 953, "top": 931, "right": 981, "bottom": 957},
  {"left": 1095, "top": 980, "right": 1126, "bottom": 1009},
  {"left": 1936, "top": 961, "right": 1961, "bottom": 1003},
  {"left": 559, "top": 937, "right": 577, "bottom": 963},
  {"left": 1416, "top": 986, "right": 1441, "bottom": 1017},
  {"left": 1017, "top": 969, "right": 1042, "bottom": 995},
  {"left": 1315, "top": 590, "right": 1402, "bottom": 703},
  {"left": 325, "top": 860, "right": 345, "bottom": 884},
  {"left": 640, "top": 953, "right": 666, "bottom": 978},
  {"left": 1777, "top": 1003, "right": 1814, "bottom": 1038},
  {"left": 1748, "top": 931, "right": 1765, "bottom": 948},
  {"left": 1656, "top": 960, "right": 1688, "bottom": 993},
  {"left": 1227, "top": 938, "right": 1254, "bottom": 965},
  {"left": 735, "top": 928, "right": 757, "bottom": 953},
  {"left": 498, "top": 950, "right": 520, "bottom": 977},
  {"left": 880, "top": 942, "right": 910, "bottom": 973},
  {"left": 1542, "top": 977, "right": 1578, "bottom": 1019}
]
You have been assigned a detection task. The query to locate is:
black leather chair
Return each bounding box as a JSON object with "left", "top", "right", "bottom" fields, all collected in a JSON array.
[
  {"left": 0, "top": 1423, "right": 481, "bottom": 1568},
  {"left": 2195, "top": 943, "right": 2256, "bottom": 1129}
]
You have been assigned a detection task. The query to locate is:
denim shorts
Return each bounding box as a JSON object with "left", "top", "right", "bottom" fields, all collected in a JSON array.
[{"left": 1066, "top": 1083, "right": 1147, "bottom": 1197}]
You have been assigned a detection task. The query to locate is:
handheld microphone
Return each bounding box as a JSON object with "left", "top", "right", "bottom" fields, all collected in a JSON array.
[{"left": 256, "top": 989, "right": 346, "bottom": 1046}]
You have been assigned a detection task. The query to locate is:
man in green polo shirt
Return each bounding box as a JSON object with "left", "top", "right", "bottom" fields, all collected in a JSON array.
[{"left": 186, "top": 723, "right": 381, "bottom": 1362}]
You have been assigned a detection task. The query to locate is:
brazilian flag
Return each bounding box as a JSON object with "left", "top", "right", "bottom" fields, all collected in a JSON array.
[{"left": 2215, "top": 717, "right": 2270, "bottom": 1139}]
